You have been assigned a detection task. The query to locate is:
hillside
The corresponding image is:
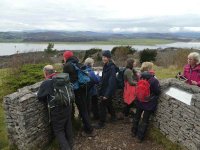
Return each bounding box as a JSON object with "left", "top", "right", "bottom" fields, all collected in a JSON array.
[{"left": 0, "top": 31, "right": 200, "bottom": 43}]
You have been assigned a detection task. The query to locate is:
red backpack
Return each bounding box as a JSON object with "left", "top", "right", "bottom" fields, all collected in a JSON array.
[{"left": 136, "top": 79, "right": 151, "bottom": 102}]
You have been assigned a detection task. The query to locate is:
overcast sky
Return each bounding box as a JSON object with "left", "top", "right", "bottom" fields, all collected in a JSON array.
[{"left": 0, "top": 0, "right": 200, "bottom": 33}]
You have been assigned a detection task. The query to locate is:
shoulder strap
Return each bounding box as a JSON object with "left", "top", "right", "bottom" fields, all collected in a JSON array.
[
  {"left": 71, "top": 63, "right": 80, "bottom": 70},
  {"left": 71, "top": 63, "right": 89, "bottom": 76}
]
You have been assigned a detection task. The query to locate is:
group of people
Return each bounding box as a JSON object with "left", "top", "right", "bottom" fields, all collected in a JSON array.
[{"left": 37, "top": 50, "right": 200, "bottom": 150}]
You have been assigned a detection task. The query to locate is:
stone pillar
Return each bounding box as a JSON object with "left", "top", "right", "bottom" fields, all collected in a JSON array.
[{"left": 3, "top": 82, "right": 53, "bottom": 150}]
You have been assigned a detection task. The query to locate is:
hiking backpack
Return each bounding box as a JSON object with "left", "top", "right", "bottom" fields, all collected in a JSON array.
[
  {"left": 135, "top": 79, "right": 151, "bottom": 102},
  {"left": 71, "top": 63, "right": 93, "bottom": 90},
  {"left": 116, "top": 67, "right": 126, "bottom": 89},
  {"left": 48, "top": 73, "right": 75, "bottom": 108}
]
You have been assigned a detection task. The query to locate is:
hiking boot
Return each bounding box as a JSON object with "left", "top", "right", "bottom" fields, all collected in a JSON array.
[
  {"left": 131, "top": 132, "right": 137, "bottom": 138},
  {"left": 110, "top": 116, "right": 117, "bottom": 123},
  {"left": 124, "top": 116, "right": 130, "bottom": 123},
  {"left": 92, "top": 116, "right": 100, "bottom": 121},
  {"left": 135, "top": 138, "right": 143, "bottom": 143},
  {"left": 81, "top": 130, "right": 96, "bottom": 137},
  {"left": 93, "top": 122, "right": 105, "bottom": 129}
]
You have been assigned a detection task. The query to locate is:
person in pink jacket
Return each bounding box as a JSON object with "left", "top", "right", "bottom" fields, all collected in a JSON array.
[{"left": 181, "top": 52, "right": 200, "bottom": 87}]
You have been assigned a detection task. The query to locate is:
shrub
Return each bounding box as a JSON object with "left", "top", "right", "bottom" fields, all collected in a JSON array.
[
  {"left": 1, "top": 64, "right": 45, "bottom": 99},
  {"left": 139, "top": 49, "right": 157, "bottom": 64},
  {"left": 155, "top": 48, "right": 193, "bottom": 68},
  {"left": 111, "top": 46, "right": 136, "bottom": 66},
  {"left": 82, "top": 48, "right": 102, "bottom": 63},
  {"left": 111, "top": 46, "right": 136, "bottom": 56}
]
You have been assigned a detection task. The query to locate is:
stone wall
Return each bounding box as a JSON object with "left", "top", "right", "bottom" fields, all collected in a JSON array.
[
  {"left": 154, "top": 78, "right": 200, "bottom": 150},
  {"left": 3, "top": 78, "right": 200, "bottom": 150},
  {"left": 3, "top": 82, "right": 53, "bottom": 150}
]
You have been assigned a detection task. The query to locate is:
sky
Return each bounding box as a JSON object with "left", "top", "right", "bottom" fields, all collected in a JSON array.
[{"left": 0, "top": 0, "right": 200, "bottom": 33}]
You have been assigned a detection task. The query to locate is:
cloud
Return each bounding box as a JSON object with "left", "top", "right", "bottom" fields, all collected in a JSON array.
[
  {"left": 112, "top": 27, "right": 147, "bottom": 33},
  {"left": 183, "top": 27, "right": 200, "bottom": 32},
  {"left": 0, "top": 0, "right": 200, "bottom": 32},
  {"left": 169, "top": 27, "right": 181, "bottom": 33}
]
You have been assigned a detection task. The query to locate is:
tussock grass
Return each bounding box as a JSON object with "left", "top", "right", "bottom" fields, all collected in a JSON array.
[
  {"left": 148, "top": 127, "right": 184, "bottom": 150},
  {"left": 154, "top": 65, "right": 183, "bottom": 80}
]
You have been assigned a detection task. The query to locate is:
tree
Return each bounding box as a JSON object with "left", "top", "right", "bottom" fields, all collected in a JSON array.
[
  {"left": 44, "top": 43, "right": 57, "bottom": 54},
  {"left": 139, "top": 49, "right": 157, "bottom": 64},
  {"left": 111, "top": 46, "right": 136, "bottom": 56},
  {"left": 82, "top": 48, "right": 102, "bottom": 62}
]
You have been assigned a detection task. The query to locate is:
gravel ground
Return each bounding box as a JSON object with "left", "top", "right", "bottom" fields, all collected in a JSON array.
[{"left": 74, "top": 120, "right": 165, "bottom": 150}]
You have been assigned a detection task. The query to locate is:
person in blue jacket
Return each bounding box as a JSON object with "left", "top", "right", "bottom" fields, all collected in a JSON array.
[
  {"left": 95, "top": 50, "right": 119, "bottom": 129},
  {"left": 84, "top": 58, "right": 100, "bottom": 120}
]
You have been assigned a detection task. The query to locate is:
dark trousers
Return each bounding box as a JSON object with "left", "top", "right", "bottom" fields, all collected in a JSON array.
[
  {"left": 123, "top": 101, "right": 136, "bottom": 117},
  {"left": 99, "top": 97, "right": 116, "bottom": 123},
  {"left": 90, "top": 95, "right": 99, "bottom": 119},
  {"left": 74, "top": 88, "right": 93, "bottom": 133},
  {"left": 51, "top": 105, "right": 73, "bottom": 150},
  {"left": 132, "top": 107, "right": 152, "bottom": 140}
]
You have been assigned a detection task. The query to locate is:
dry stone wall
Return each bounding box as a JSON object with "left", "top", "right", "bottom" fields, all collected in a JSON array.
[
  {"left": 3, "top": 82, "right": 53, "bottom": 150},
  {"left": 3, "top": 78, "right": 200, "bottom": 150},
  {"left": 154, "top": 78, "right": 200, "bottom": 150}
]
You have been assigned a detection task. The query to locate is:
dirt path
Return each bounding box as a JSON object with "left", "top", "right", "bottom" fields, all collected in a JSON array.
[{"left": 74, "top": 120, "right": 165, "bottom": 150}]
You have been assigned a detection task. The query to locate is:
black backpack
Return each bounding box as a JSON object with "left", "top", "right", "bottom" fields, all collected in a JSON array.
[
  {"left": 48, "top": 73, "right": 75, "bottom": 108},
  {"left": 116, "top": 67, "right": 126, "bottom": 89}
]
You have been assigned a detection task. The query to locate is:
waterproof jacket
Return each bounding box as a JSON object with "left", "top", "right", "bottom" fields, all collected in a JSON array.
[
  {"left": 37, "top": 73, "right": 57, "bottom": 102},
  {"left": 84, "top": 65, "right": 100, "bottom": 96},
  {"left": 124, "top": 68, "right": 138, "bottom": 86},
  {"left": 136, "top": 71, "right": 161, "bottom": 111},
  {"left": 99, "top": 61, "right": 118, "bottom": 98},
  {"left": 63, "top": 56, "right": 80, "bottom": 83},
  {"left": 183, "top": 64, "right": 200, "bottom": 87}
]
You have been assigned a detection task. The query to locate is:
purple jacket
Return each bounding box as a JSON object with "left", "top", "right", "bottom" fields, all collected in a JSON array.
[
  {"left": 183, "top": 64, "right": 200, "bottom": 87},
  {"left": 136, "top": 72, "right": 161, "bottom": 111}
]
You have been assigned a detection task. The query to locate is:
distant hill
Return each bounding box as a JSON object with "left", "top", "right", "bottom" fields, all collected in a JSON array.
[{"left": 0, "top": 31, "right": 200, "bottom": 42}]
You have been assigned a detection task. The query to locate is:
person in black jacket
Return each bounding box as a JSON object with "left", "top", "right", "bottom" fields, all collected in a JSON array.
[
  {"left": 63, "top": 51, "right": 94, "bottom": 136},
  {"left": 37, "top": 65, "right": 73, "bottom": 150},
  {"left": 95, "top": 50, "right": 118, "bottom": 129}
]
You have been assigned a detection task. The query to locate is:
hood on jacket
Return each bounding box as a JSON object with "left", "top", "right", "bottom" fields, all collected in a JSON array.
[
  {"left": 66, "top": 56, "right": 79, "bottom": 64},
  {"left": 104, "top": 60, "right": 119, "bottom": 73},
  {"left": 141, "top": 71, "right": 153, "bottom": 80}
]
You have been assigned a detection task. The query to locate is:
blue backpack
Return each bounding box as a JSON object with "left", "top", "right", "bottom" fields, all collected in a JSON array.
[{"left": 71, "top": 63, "right": 92, "bottom": 90}]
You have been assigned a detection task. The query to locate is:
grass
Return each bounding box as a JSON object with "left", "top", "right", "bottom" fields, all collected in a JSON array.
[
  {"left": 0, "top": 69, "right": 9, "bottom": 150},
  {"left": 0, "top": 38, "right": 176, "bottom": 46},
  {"left": 0, "top": 106, "right": 9, "bottom": 150},
  {"left": 104, "top": 38, "right": 175, "bottom": 46},
  {"left": 154, "top": 65, "right": 183, "bottom": 79},
  {"left": 148, "top": 127, "right": 183, "bottom": 150},
  {"left": 0, "top": 38, "right": 23, "bottom": 43},
  {"left": 63, "top": 38, "right": 174, "bottom": 46}
]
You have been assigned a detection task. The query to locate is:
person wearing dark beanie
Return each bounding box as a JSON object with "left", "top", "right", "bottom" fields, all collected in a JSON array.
[
  {"left": 102, "top": 50, "right": 112, "bottom": 59},
  {"left": 95, "top": 50, "right": 118, "bottom": 129}
]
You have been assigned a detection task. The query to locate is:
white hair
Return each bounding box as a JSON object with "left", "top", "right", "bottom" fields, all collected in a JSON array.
[
  {"left": 84, "top": 58, "right": 94, "bottom": 67},
  {"left": 188, "top": 52, "right": 200, "bottom": 64},
  {"left": 43, "top": 65, "right": 54, "bottom": 74}
]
